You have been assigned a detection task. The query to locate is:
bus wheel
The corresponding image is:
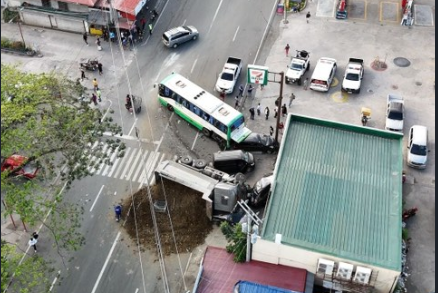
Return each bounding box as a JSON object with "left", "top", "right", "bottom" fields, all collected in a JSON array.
[
  {"left": 167, "top": 104, "right": 174, "bottom": 112},
  {"left": 180, "top": 155, "right": 193, "bottom": 166},
  {"left": 202, "top": 128, "right": 211, "bottom": 137}
]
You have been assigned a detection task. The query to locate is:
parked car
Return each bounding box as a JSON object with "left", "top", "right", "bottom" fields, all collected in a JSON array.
[
  {"left": 1, "top": 154, "right": 39, "bottom": 179},
  {"left": 385, "top": 94, "right": 404, "bottom": 132},
  {"left": 407, "top": 125, "right": 429, "bottom": 169},
  {"left": 231, "top": 133, "right": 278, "bottom": 153},
  {"left": 162, "top": 26, "right": 199, "bottom": 48},
  {"left": 212, "top": 150, "right": 255, "bottom": 174},
  {"left": 248, "top": 174, "right": 274, "bottom": 207}
]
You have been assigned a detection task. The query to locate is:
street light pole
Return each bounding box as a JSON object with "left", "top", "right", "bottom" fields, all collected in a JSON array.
[{"left": 274, "top": 72, "right": 284, "bottom": 144}]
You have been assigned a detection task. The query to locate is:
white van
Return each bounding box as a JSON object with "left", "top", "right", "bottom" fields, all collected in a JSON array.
[
  {"left": 407, "top": 125, "right": 429, "bottom": 169},
  {"left": 309, "top": 57, "right": 337, "bottom": 92}
]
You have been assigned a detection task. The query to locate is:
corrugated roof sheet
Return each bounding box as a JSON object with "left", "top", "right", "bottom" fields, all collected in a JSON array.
[
  {"left": 234, "top": 280, "right": 301, "bottom": 293},
  {"left": 262, "top": 115, "right": 403, "bottom": 271}
]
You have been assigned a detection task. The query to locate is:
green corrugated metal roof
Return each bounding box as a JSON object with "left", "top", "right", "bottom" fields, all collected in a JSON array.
[{"left": 262, "top": 115, "right": 403, "bottom": 271}]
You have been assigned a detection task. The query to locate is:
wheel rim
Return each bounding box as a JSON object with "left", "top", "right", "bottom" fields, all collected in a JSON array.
[{"left": 167, "top": 104, "right": 174, "bottom": 111}]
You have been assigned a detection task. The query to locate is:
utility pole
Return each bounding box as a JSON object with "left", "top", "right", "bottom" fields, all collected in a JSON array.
[{"left": 267, "top": 71, "right": 285, "bottom": 145}]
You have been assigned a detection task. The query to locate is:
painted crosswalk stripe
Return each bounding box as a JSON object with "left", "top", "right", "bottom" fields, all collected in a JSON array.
[
  {"left": 86, "top": 141, "right": 100, "bottom": 172},
  {"left": 137, "top": 151, "right": 158, "bottom": 183},
  {"left": 107, "top": 151, "right": 123, "bottom": 178},
  {"left": 101, "top": 147, "right": 120, "bottom": 176},
  {"left": 149, "top": 153, "right": 167, "bottom": 186},
  {"left": 93, "top": 143, "right": 110, "bottom": 174},
  {"left": 113, "top": 147, "right": 132, "bottom": 179},
  {"left": 125, "top": 149, "right": 143, "bottom": 181},
  {"left": 132, "top": 150, "right": 149, "bottom": 183},
  {"left": 119, "top": 148, "right": 138, "bottom": 180}
]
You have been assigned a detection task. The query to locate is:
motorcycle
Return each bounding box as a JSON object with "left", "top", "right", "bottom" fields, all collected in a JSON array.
[
  {"left": 125, "top": 95, "right": 142, "bottom": 114},
  {"left": 79, "top": 58, "right": 99, "bottom": 71},
  {"left": 402, "top": 207, "right": 418, "bottom": 220},
  {"left": 361, "top": 107, "right": 371, "bottom": 126}
]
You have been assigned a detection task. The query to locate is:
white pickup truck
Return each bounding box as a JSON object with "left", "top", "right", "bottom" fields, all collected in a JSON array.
[
  {"left": 285, "top": 50, "right": 310, "bottom": 85},
  {"left": 215, "top": 57, "right": 243, "bottom": 94},
  {"left": 385, "top": 94, "right": 404, "bottom": 132},
  {"left": 341, "top": 58, "right": 364, "bottom": 94}
]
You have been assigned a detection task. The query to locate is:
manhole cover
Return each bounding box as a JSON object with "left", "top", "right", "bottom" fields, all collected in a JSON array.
[{"left": 394, "top": 57, "right": 411, "bottom": 67}]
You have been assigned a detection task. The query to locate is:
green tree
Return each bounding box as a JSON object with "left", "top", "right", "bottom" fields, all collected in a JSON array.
[
  {"left": 220, "top": 222, "right": 247, "bottom": 263},
  {"left": 1, "top": 64, "right": 124, "bottom": 291}
]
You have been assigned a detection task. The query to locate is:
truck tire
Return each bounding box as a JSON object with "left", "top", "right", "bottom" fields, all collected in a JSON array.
[
  {"left": 193, "top": 159, "right": 207, "bottom": 169},
  {"left": 180, "top": 155, "right": 193, "bottom": 165},
  {"left": 285, "top": 78, "right": 289, "bottom": 84},
  {"left": 297, "top": 77, "right": 302, "bottom": 86},
  {"left": 167, "top": 104, "right": 174, "bottom": 112},
  {"left": 357, "top": 88, "right": 361, "bottom": 94}
]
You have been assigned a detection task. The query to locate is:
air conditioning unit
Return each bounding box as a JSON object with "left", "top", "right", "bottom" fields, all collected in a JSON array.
[
  {"left": 317, "top": 258, "right": 335, "bottom": 275},
  {"left": 336, "top": 262, "right": 353, "bottom": 280},
  {"left": 353, "top": 266, "right": 372, "bottom": 284}
]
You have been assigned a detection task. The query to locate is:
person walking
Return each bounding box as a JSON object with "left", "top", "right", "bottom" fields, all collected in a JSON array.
[
  {"left": 247, "top": 85, "right": 254, "bottom": 97},
  {"left": 91, "top": 93, "right": 98, "bottom": 105},
  {"left": 83, "top": 32, "right": 89, "bottom": 45},
  {"left": 274, "top": 108, "right": 278, "bottom": 118},
  {"left": 109, "top": 31, "right": 116, "bottom": 42},
  {"left": 234, "top": 96, "right": 239, "bottom": 109},
  {"left": 289, "top": 93, "right": 296, "bottom": 108},
  {"left": 303, "top": 77, "right": 309, "bottom": 90},
  {"left": 96, "top": 88, "right": 102, "bottom": 102},
  {"left": 96, "top": 38, "right": 102, "bottom": 51},
  {"left": 306, "top": 11, "right": 311, "bottom": 23},
  {"left": 97, "top": 63, "right": 103, "bottom": 75},
  {"left": 282, "top": 104, "right": 287, "bottom": 117},
  {"left": 115, "top": 204, "right": 122, "bottom": 222},
  {"left": 265, "top": 106, "right": 270, "bottom": 120},
  {"left": 148, "top": 23, "right": 153, "bottom": 35},
  {"left": 80, "top": 68, "right": 86, "bottom": 81},
  {"left": 256, "top": 103, "right": 261, "bottom": 116},
  {"left": 269, "top": 126, "right": 274, "bottom": 136},
  {"left": 92, "top": 78, "right": 98, "bottom": 91},
  {"left": 249, "top": 107, "right": 255, "bottom": 120},
  {"left": 28, "top": 235, "right": 38, "bottom": 253},
  {"left": 285, "top": 43, "right": 290, "bottom": 57},
  {"left": 238, "top": 84, "right": 244, "bottom": 97}
]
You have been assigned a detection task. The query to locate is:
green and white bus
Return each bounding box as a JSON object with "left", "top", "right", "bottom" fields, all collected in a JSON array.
[{"left": 158, "top": 73, "right": 251, "bottom": 148}]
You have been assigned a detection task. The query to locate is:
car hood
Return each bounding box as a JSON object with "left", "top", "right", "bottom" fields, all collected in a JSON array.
[
  {"left": 286, "top": 68, "right": 301, "bottom": 79},
  {"left": 385, "top": 118, "right": 403, "bottom": 131},
  {"left": 254, "top": 175, "right": 274, "bottom": 195},
  {"left": 408, "top": 152, "right": 427, "bottom": 165},
  {"left": 215, "top": 79, "right": 234, "bottom": 90},
  {"left": 342, "top": 78, "right": 360, "bottom": 89}
]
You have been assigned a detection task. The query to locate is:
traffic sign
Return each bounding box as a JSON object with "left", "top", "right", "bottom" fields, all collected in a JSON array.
[{"left": 247, "top": 65, "right": 269, "bottom": 86}]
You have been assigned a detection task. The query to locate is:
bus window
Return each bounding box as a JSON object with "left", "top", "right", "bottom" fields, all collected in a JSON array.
[
  {"left": 194, "top": 107, "right": 201, "bottom": 116},
  {"left": 159, "top": 84, "right": 172, "bottom": 97},
  {"left": 230, "top": 116, "right": 244, "bottom": 132},
  {"left": 176, "top": 95, "right": 182, "bottom": 104},
  {"left": 171, "top": 93, "right": 177, "bottom": 101},
  {"left": 209, "top": 116, "right": 215, "bottom": 124},
  {"left": 182, "top": 99, "right": 189, "bottom": 109}
]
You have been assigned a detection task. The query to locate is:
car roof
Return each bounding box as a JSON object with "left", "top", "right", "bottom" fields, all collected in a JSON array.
[
  {"left": 410, "top": 125, "right": 428, "bottom": 144},
  {"left": 389, "top": 102, "right": 403, "bottom": 113}
]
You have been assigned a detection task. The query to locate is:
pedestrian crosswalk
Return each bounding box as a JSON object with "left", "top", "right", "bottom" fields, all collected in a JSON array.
[{"left": 86, "top": 143, "right": 171, "bottom": 184}]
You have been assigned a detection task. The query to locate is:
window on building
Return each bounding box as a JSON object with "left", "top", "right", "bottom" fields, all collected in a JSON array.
[
  {"left": 58, "top": 1, "right": 68, "bottom": 10},
  {"left": 41, "top": 0, "right": 52, "bottom": 8}
]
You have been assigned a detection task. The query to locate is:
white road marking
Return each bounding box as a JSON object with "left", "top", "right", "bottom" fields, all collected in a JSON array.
[
  {"left": 89, "top": 185, "right": 105, "bottom": 212},
  {"left": 233, "top": 26, "right": 240, "bottom": 42},
  {"left": 125, "top": 149, "right": 143, "bottom": 180},
  {"left": 191, "top": 59, "right": 198, "bottom": 74},
  {"left": 191, "top": 132, "right": 200, "bottom": 151},
  {"left": 207, "top": 0, "right": 224, "bottom": 36},
  {"left": 119, "top": 148, "right": 138, "bottom": 180},
  {"left": 91, "top": 231, "right": 121, "bottom": 293},
  {"left": 49, "top": 270, "right": 61, "bottom": 291},
  {"left": 254, "top": 0, "right": 278, "bottom": 63},
  {"left": 182, "top": 19, "right": 187, "bottom": 26},
  {"left": 113, "top": 148, "right": 132, "bottom": 179},
  {"left": 127, "top": 118, "right": 138, "bottom": 136},
  {"left": 132, "top": 150, "right": 149, "bottom": 182},
  {"left": 102, "top": 132, "right": 158, "bottom": 144}
]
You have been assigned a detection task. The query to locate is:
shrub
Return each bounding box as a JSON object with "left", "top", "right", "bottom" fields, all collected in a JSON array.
[
  {"left": 1, "top": 38, "right": 12, "bottom": 48},
  {"left": 11, "top": 41, "right": 25, "bottom": 50},
  {"left": 3, "top": 8, "right": 20, "bottom": 23}
]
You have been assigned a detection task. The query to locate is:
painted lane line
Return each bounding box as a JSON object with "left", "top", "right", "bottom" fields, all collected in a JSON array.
[
  {"left": 49, "top": 270, "right": 61, "bottom": 292},
  {"left": 254, "top": 0, "right": 278, "bottom": 63},
  {"left": 127, "top": 118, "right": 138, "bottom": 137},
  {"left": 191, "top": 132, "right": 200, "bottom": 151},
  {"left": 132, "top": 150, "right": 149, "bottom": 182},
  {"left": 207, "top": 0, "right": 224, "bottom": 36},
  {"left": 91, "top": 231, "right": 121, "bottom": 293},
  {"left": 233, "top": 26, "right": 240, "bottom": 42},
  {"left": 182, "top": 19, "right": 187, "bottom": 26},
  {"left": 191, "top": 59, "right": 198, "bottom": 74},
  {"left": 89, "top": 185, "right": 105, "bottom": 212},
  {"left": 102, "top": 132, "right": 158, "bottom": 144}
]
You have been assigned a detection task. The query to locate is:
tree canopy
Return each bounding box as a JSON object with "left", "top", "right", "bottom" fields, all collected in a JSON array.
[{"left": 1, "top": 64, "right": 125, "bottom": 291}]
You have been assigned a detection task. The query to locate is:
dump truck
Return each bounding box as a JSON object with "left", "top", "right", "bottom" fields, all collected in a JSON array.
[
  {"left": 215, "top": 57, "right": 243, "bottom": 94},
  {"left": 341, "top": 58, "right": 364, "bottom": 93},
  {"left": 154, "top": 158, "right": 249, "bottom": 222}
]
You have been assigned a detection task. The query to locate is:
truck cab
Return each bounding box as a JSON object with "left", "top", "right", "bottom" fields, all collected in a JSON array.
[
  {"left": 341, "top": 58, "right": 364, "bottom": 93},
  {"left": 285, "top": 50, "right": 310, "bottom": 85}
]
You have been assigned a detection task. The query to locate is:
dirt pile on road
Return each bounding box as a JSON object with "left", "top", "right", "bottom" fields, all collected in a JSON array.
[{"left": 124, "top": 178, "right": 213, "bottom": 255}]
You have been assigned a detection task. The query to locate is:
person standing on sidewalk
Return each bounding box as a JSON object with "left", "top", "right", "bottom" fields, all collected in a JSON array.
[
  {"left": 289, "top": 93, "right": 296, "bottom": 108},
  {"left": 234, "top": 96, "right": 239, "bottom": 109},
  {"left": 269, "top": 126, "right": 274, "bottom": 136},
  {"left": 96, "top": 38, "right": 102, "bottom": 51},
  {"left": 285, "top": 43, "right": 290, "bottom": 57},
  {"left": 96, "top": 88, "right": 102, "bottom": 102},
  {"left": 83, "top": 32, "right": 89, "bottom": 45},
  {"left": 80, "top": 68, "right": 86, "bottom": 81},
  {"left": 28, "top": 235, "right": 38, "bottom": 253},
  {"left": 97, "top": 63, "right": 103, "bottom": 75},
  {"left": 257, "top": 103, "right": 261, "bottom": 116},
  {"left": 306, "top": 11, "right": 311, "bottom": 23},
  {"left": 91, "top": 93, "right": 98, "bottom": 105},
  {"left": 274, "top": 108, "right": 278, "bottom": 118},
  {"left": 247, "top": 85, "right": 254, "bottom": 97},
  {"left": 282, "top": 104, "right": 287, "bottom": 117},
  {"left": 249, "top": 107, "right": 255, "bottom": 120},
  {"left": 92, "top": 78, "right": 98, "bottom": 91},
  {"left": 264, "top": 106, "right": 270, "bottom": 120},
  {"left": 303, "top": 77, "right": 309, "bottom": 90},
  {"left": 148, "top": 23, "right": 153, "bottom": 35},
  {"left": 238, "top": 84, "right": 244, "bottom": 97}
]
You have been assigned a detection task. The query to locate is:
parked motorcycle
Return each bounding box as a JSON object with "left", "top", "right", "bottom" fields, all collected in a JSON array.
[
  {"left": 125, "top": 94, "right": 142, "bottom": 114},
  {"left": 402, "top": 207, "right": 418, "bottom": 220},
  {"left": 361, "top": 107, "right": 371, "bottom": 126}
]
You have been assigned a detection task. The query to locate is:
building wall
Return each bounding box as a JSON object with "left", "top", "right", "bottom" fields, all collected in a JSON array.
[
  {"left": 252, "top": 239, "right": 400, "bottom": 293},
  {"left": 20, "top": 10, "right": 85, "bottom": 32}
]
